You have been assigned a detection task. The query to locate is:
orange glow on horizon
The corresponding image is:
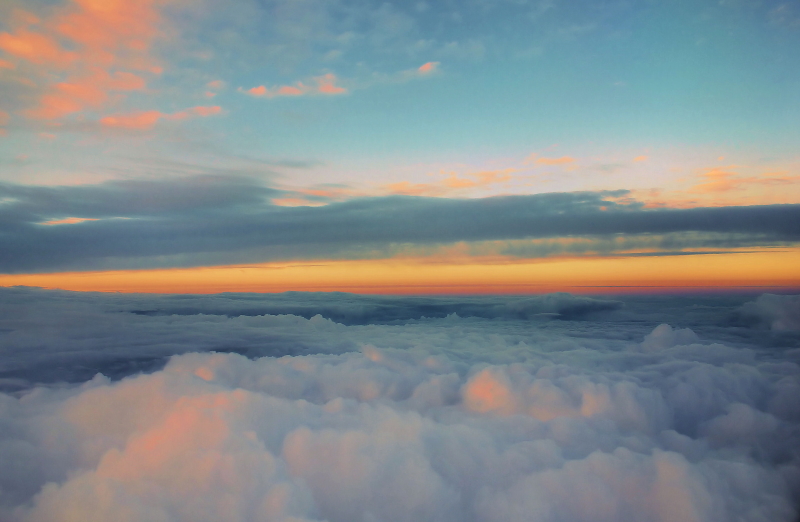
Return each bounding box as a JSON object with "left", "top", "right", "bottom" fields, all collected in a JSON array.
[{"left": 1, "top": 249, "right": 798, "bottom": 295}]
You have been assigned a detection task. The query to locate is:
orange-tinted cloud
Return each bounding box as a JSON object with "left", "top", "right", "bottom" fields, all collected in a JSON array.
[
  {"left": 100, "top": 105, "right": 222, "bottom": 130},
  {"left": 637, "top": 163, "right": 800, "bottom": 209},
  {"left": 386, "top": 169, "right": 515, "bottom": 196},
  {"left": 204, "top": 80, "right": 225, "bottom": 98},
  {"left": 0, "top": 0, "right": 167, "bottom": 121},
  {"left": 246, "top": 85, "right": 269, "bottom": 96},
  {"left": 536, "top": 156, "right": 575, "bottom": 166},
  {"left": 100, "top": 110, "right": 162, "bottom": 130},
  {"left": 463, "top": 368, "right": 516, "bottom": 415},
  {"left": 55, "top": 0, "right": 161, "bottom": 65},
  {"left": 244, "top": 73, "right": 347, "bottom": 99},
  {"left": 0, "top": 29, "right": 78, "bottom": 67},
  {"left": 174, "top": 105, "right": 222, "bottom": 118},
  {"left": 272, "top": 185, "right": 367, "bottom": 207},
  {"left": 443, "top": 170, "right": 513, "bottom": 189},
  {"left": 0, "top": 58, "right": 15, "bottom": 69},
  {"left": 417, "top": 61, "right": 439, "bottom": 74},
  {"left": 633, "top": 155, "right": 648, "bottom": 162},
  {"left": 0, "top": 109, "right": 8, "bottom": 136},
  {"left": 40, "top": 217, "right": 99, "bottom": 225},
  {"left": 384, "top": 181, "right": 444, "bottom": 197},
  {"left": 315, "top": 73, "right": 346, "bottom": 94},
  {"left": 690, "top": 166, "right": 740, "bottom": 193},
  {"left": 271, "top": 198, "right": 328, "bottom": 207},
  {"left": 690, "top": 166, "right": 800, "bottom": 195},
  {"left": 25, "top": 69, "right": 147, "bottom": 119}
]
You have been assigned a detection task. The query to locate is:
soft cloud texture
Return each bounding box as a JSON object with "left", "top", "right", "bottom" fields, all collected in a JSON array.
[
  {"left": 99, "top": 105, "right": 222, "bottom": 130},
  {"left": 386, "top": 169, "right": 514, "bottom": 196},
  {"left": 738, "top": 293, "right": 800, "bottom": 332},
  {"left": 0, "top": 289, "right": 799, "bottom": 521},
  {"left": 0, "top": 176, "right": 799, "bottom": 272},
  {"left": 243, "top": 74, "right": 347, "bottom": 98},
  {"left": 0, "top": 0, "right": 167, "bottom": 121}
]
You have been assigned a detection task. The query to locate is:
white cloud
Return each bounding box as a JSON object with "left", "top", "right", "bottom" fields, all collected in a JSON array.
[
  {"left": 641, "top": 323, "right": 700, "bottom": 351},
  {"left": 738, "top": 294, "right": 800, "bottom": 331},
  {"left": 0, "top": 289, "right": 799, "bottom": 521}
]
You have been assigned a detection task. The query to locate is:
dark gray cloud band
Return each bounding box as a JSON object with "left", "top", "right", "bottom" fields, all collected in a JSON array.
[{"left": 1, "top": 175, "right": 799, "bottom": 272}]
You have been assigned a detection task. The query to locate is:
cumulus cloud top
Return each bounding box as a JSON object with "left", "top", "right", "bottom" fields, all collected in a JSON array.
[
  {"left": 738, "top": 294, "right": 800, "bottom": 331},
  {"left": 0, "top": 288, "right": 800, "bottom": 522},
  {"left": 1, "top": 289, "right": 799, "bottom": 521},
  {"left": 1, "top": 342, "right": 798, "bottom": 521}
]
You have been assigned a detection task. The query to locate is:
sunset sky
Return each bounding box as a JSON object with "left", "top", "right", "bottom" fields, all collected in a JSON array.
[{"left": 1, "top": 0, "right": 799, "bottom": 293}]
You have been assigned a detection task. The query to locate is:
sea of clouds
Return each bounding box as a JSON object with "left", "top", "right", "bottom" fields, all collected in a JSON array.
[{"left": 1, "top": 288, "right": 799, "bottom": 522}]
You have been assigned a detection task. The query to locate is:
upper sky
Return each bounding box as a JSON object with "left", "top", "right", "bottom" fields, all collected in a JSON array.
[{"left": 1, "top": 0, "right": 799, "bottom": 292}]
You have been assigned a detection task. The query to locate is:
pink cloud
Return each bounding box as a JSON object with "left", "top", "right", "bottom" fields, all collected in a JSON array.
[
  {"left": 536, "top": 156, "right": 575, "bottom": 165},
  {"left": 243, "top": 74, "right": 347, "bottom": 99},
  {"left": 315, "top": 73, "right": 346, "bottom": 94},
  {"left": 277, "top": 84, "right": 308, "bottom": 96},
  {"left": 0, "top": 1, "right": 167, "bottom": 122},
  {"left": 205, "top": 80, "right": 225, "bottom": 97},
  {"left": 417, "top": 61, "right": 439, "bottom": 74},
  {"left": 184, "top": 105, "right": 222, "bottom": 117},
  {"left": 0, "top": 29, "right": 78, "bottom": 67},
  {"left": 0, "top": 58, "right": 17, "bottom": 69},
  {"left": 385, "top": 181, "right": 446, "bottom": 197},
  {"left": 55, "top": 0, "right": 162, "bottom": 68},
  {"left": 246, "top": 85, "right": 268, "bottom": 96},
  {"left": 271, "top": 197, "right": 328, "bottom": 207},
  {"left": 100, "top": 110, "right": 163, "bottom": 130},
  {"left": 28, "top": 93, "right": 84, "bottom": 120},
  {"left": 463, "top": 368, "right": 516, "bottom": 415},
  {"left": 25, "top": 70, "right": 147, "bottom": 119},
  {"left": 690, "top": 166, "right": 800, "bottom": 195},
  {"left": 100, "top": 105, "right": 222, "bottom": 130},
  {"left": 386, "top": 168, "right": 515, "bottom": 197}
]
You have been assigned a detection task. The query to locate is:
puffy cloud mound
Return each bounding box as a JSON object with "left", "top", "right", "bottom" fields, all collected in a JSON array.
[
  {"left": 738, "top": 294, "right": 800, "bottom": 331},
  {"left": 1, "top": 290, "right": 800, "bottom": 521}
]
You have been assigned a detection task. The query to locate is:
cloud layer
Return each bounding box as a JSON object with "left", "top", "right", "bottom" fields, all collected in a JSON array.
[
  {"left": 1, "top": 176, "right": 799, "bottom": 272},
  {"left": 0, "top": 289, "right": 799, "bottom": 521}
]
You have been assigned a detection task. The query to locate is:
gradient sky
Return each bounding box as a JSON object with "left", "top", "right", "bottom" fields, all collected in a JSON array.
[{"left": 1, "top": 0, "right": 799, "bottom": 292}]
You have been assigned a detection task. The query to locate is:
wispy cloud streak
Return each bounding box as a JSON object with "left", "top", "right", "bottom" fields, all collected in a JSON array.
[{"left": 0, "top": 176, "right": 798, "bottom": 272}]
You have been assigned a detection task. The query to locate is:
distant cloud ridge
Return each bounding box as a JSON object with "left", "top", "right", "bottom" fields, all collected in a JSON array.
[{"left": 1, "top": 177, "right": 799, "bottom": 272}]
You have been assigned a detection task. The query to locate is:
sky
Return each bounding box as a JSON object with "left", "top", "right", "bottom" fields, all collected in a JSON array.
[
  {"left": 1, "top": 288, "right": 800, "bottom": 521},
  {"left": 3, "top": 4, "right": 800, "bottom": 518},
  {"left": 1, "top": 0, "right": 800, "bottom": 292}
]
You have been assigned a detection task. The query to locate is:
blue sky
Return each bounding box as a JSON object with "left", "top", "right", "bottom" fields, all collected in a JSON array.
[{"left": 2, "top": 0, "right": 799, "bottom": 184}]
